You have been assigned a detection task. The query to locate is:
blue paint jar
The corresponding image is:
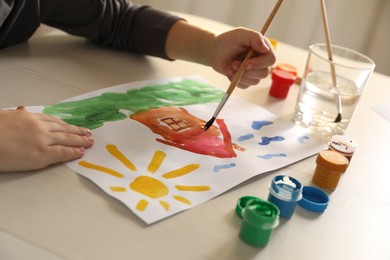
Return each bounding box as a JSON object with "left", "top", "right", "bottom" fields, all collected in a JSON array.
[{"left": 267, "top": 175, "right": 303, "bottom": 219}]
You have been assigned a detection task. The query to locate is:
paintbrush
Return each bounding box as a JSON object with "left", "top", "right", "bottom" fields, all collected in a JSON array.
[
  {"left": 320, "top": 0, "right": 342, "bottom": 123},
  {"left": 203, "top": 0, "right": 284, "bottom": 130}
]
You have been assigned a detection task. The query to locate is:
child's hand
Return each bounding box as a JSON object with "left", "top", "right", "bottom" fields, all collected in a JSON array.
[
  {"left": 209, "top": 27, "right": 276, "bottom": 88},
  {"left": 0, "top": 107, "right": 94, "bottom": 172}
]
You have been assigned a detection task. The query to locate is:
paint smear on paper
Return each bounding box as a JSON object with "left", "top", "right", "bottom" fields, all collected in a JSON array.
[
  {"left": 106, "top": 144, "right": 137, "bottom": 171},
  {"left": 213, "top": 163, "right": 237, "bottom": 173},
  {"left": 173, "top": 195, "right": 191, "bottom": 205},
  {"left": 238, "top": 134, "right": 255, "bottom": 142},
  {"left": 252, "top": 120, "right": 273, "bottom": 130},
  {"left": 79, "top": 161, "right": 124, "bottom": 178},
  {"left": 175, "top": 185, "right": 210, "bottom": 191},
  {"left": 258, "top": 136, "right": 285, "bottom": 145},
  {"left": 298, "top": 135, "right": 309, "bottom": 144},
  {"left": 136, "top": 199, "right": 149, "bottom": 212},
  {"left": 258, "top": 153, "right": 287, "bottom": 159},
  {"left": 162, "top": 164, "right": 200, "bottom": 179},
  {"left": 147, "top": 150, "right": 166, "bottom": 174}
]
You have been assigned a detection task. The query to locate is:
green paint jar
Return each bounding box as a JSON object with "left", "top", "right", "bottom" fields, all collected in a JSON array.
[{"left": 237, "top": 197, "right": 280, "bottom": 247}]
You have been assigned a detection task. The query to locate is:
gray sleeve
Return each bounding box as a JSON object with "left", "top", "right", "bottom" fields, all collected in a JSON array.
[
  {"left": 0, "top": 0, "right": 183, "bottom": 59},
  {"left": 43, "top": 0, "right": 183, "bottom": 59}
]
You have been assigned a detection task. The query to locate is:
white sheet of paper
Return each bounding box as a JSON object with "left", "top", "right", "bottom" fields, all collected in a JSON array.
[{"left": 32, "top": 76, "right": 327, "bottom": 224}]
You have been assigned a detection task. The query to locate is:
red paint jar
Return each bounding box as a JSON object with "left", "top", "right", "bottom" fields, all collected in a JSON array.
[{"left": 269, "top": 69, "right": 296, "bottom": 99}]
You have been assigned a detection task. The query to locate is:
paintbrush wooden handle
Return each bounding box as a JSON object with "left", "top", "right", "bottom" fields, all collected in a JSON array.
[
  {"left": 319, "top": 0, "right": 342, "bottom": 120},
  {"left": 211, "top": 49, "right": 254, "bottom": 119},
  {"left": 320, "top": 0, "right": 337, "bottom": 86},
  {"left": 226, "top": 49, "right": 255, "bottom": 95}
]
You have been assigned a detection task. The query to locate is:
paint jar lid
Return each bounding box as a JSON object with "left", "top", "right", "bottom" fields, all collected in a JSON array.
[
  {"left": 271, "top": 69, "right": 296, "bottom": 85},
  {"left": 275, "top": 63, "right": 298, "bottom": 76},
  {"left": 329, "top": 135, "right": 357, "bottom": 155},
  {"left": 298, "top": 186, "right": 329, "bottom": 213},
  {"left": 316, "top": 150, "right": 349, "bottom": 172}
]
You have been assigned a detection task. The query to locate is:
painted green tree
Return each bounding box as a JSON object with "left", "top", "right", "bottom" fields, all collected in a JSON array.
[{"left": 44, "top": 79, "right": 224, "bottom": 129}]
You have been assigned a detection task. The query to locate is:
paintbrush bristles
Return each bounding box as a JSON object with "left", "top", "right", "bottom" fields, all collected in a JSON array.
[{"left": 203, "top": 117, "right": 215, "bottom": 130}]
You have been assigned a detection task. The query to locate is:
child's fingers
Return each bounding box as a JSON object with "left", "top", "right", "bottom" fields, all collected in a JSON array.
[{"left": 47, "top": 145, "right": 86, "bottom": 164}]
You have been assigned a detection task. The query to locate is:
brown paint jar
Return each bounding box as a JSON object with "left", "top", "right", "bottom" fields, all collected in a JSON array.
[{"left": 312, "top": 150, "right": 349, "bottom": 191}]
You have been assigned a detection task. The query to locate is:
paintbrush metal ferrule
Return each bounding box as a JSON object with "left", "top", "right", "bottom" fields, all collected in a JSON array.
[{"left": 213, "top": 94, "right": 229, "bottom": 117}]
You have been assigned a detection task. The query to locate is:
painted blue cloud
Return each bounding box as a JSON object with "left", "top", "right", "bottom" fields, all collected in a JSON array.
[
  {"left": 213, "top": 163, "right": 237, "bottom": 173},
  {"left": 258, "top": 136, "right": 285, "bottom": 145},
  {"left": 238, "top": 134, "right": 255, "bottom": 142},
  {"left": 258, "top": 153, "right": 287, "bottom": 159},
  {"left": 251, "top": 120, "right": 273, "bottom": 130},
  {"left": 298, "top": 135, "right": 309, "bottom": 144}
]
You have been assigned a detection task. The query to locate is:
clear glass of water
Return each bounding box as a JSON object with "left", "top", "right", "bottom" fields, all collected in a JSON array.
[{"left": 294, "top": 43, "right": 375, "bottom": 136}]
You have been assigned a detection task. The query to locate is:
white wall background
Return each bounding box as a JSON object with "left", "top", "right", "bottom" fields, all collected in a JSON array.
[{"left": 135, "top": 0, "right": 389, "bottom": 76}]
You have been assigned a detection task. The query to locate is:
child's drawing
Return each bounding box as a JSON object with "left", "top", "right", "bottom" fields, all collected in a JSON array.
[
  {"left": 79, "top": 146, "right": 210, "bottom": 213},
  {"left": 41, "top": 76, "right": 326, "bottom": 224},
  {"left": 130, "top": 106, "right": 240, "bottom": 158}
]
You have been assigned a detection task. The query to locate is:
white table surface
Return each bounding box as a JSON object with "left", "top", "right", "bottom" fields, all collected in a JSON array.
[{"left": 1, "top": 13, "right": 390, "bottom": 260}]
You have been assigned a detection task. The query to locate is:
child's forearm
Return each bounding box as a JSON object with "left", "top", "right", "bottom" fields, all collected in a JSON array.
[{"left": 165, "top": 20, "right": 216, "bottom": 66}]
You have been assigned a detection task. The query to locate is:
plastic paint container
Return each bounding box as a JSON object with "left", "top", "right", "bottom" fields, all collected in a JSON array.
[
  {"left": 268, "top": 38, "right": 278, "bottom": 51},
  {"left": 298, "top": 186, "right": 330, "bottom": 213},
  {"left": 237, "top": 197, "right": 280, "bottom": 247},
  {"left": 328, "top": 134, "right": 357, "bottom": 162},
  {"left": 267, "top": 175, "right": 303, "bottom": 219},
  {"left": 235, "top": 196, "right": 261, "bottom": 219},
  {"left": 312, "top": 150, "right": 349, "bottom": 190},
  {"left": 269, "top": 69, "right": 296, "bottom": 99}
]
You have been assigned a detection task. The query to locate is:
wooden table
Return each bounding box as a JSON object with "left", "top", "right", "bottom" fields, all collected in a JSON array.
[{"left": 1, "top": 13, "right": 390, "bottom": 260}]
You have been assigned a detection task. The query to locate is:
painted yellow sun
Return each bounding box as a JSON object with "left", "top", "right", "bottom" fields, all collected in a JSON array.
[{"left": 78, "top": 144, "right": 211, "bottom": 212}]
